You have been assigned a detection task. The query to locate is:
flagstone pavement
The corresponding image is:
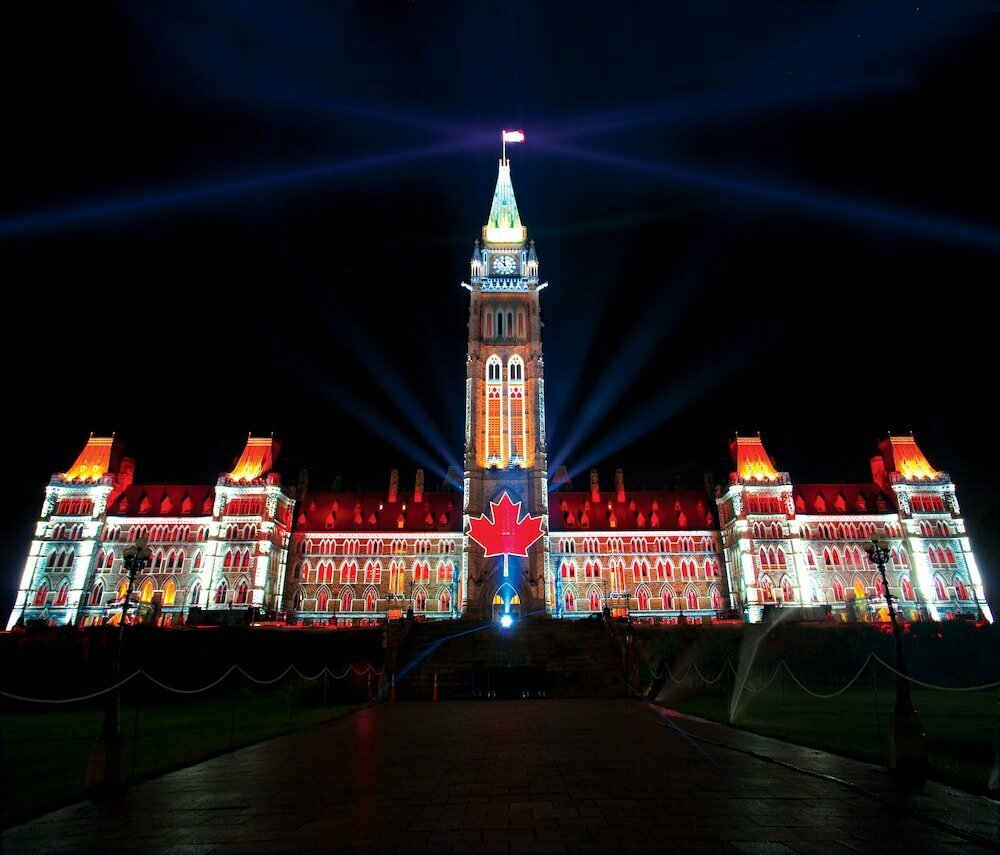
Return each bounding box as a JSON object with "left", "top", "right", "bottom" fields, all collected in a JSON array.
[{"left": 3, "top": 699, "right": 998, "bottom": 854}]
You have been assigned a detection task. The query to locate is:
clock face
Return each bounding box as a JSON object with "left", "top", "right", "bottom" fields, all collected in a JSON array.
[{"left": 492, "top": 255, "right": 516, "bottom": 275}]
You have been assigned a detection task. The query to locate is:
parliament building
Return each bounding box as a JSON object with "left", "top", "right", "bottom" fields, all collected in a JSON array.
[{"left": 7, "top": 157, "right": 993, "bottom": 630}]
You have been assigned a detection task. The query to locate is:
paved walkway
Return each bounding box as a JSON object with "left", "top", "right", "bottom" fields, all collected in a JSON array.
[{"left": 3, "top": 699, "right": 998, "bottom": 854}]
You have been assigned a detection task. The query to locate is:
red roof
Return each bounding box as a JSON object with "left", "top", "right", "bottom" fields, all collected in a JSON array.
[
  {"left": 549, "top": 490, "right": 718, "bottom": 532},
  {"left": 295, "top": 491, "right": 461, "bottom": 533},
  {"left": 112, "top": 485, "right": 215, "bottom": 517},
  {"left": 792, "top": 484, "right": 895, "bottom": 516}
]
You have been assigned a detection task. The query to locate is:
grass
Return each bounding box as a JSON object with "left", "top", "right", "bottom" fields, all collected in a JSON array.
[
  {"left": 655, "top": 666, "right": 1000, "bottom": 792},
  {"left": 1, "top": 675, "right": 365, "bottom": 829}
]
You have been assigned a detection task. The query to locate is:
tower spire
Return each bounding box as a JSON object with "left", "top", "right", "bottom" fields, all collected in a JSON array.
[{"left": 484, "top": 157, "right": 526, "bottom": 245}]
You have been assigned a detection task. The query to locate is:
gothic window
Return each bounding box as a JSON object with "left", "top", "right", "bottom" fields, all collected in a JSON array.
[
  {"left": 90, "top": 580, "right": 104, "bottom": 607},
  {"left": 585, "top": 560, "right": 601, "bottom": 579},
  {"left": 517, "top": 311, "right": 525, "bottom": 338},
  {"left": 933, "top": 576, "right": 946, "bottom": 600},
  {"left": 610, "top": 559, "right": 626, "bottom": 591},
  {"left": 759, "top": 576, "right": 774, "bottom": 603},
  {"left": 508, "top": 385, "right": 525, "bottom": 462},
  {"left": 832, "top": 577, "right": 846, "bottom": 601},
  {"left": 341, "top": 587, "right": 355, "bottom": 612},
  {"left": 507, "top": 311, "right": 513, "bottom": 336},
  {"left": 901, "top": 577, "right": 914, "bottom": 601},
  {"left": 781, "top": 577, "right": 795, "bottom": 602},
  {"left": 436, "top": 562, "right": 453, "bottom": 583},
  {"left": 485, "top": 357, "right": 503, "bottom": 461},
  {"left": 655, "top": 559, "right": 670, "bottom": 580},
  {"left": 560, "top": 561, "right": 577, "bottom": 580},
  {"left": 636, "top": 586, "right": 651, "bottom": 611},
  {"left": 686, "top": 587, "right": 699, "bottom": 610},
  {"left": 32, "top": 580, "right": 49, "bottom": 606},
  {"left": 485, "top": 311, "right": 493, "bottom": 339},
  {"left": 588, "top": 587, "right": 602, "bottom": 611},
  {"left": 317, "top": 588, "right": 330, "bottom": 612},
  {"left": 954, "top": 577, "right": 970, "bottom": 600},
  {"left": 52, "top": 580, "right": 69, "bottom": 607},
  {"left": 340, "top": 561, "right": 358, "bottom": 584},
  {"left": 365, "top": 561, "right": 382, "bottom": 584},
  {"left": 661, "top": 586, "right": 674, "bottom": 610},
  {"left": 496, "top": 311, "right": 504, "bottom": 338},
  {"left": 853, "top": 577, "right": 866, "bottom": 599},
  {"left": 365, "top": 588, "right": 378, "bottom": 611},
  {"left": 563, "top": 588, "right": 576, "bottom": 611},
  {"left": 139, "top": 579, "right": 154, "bottom": 603},
  {"left": 711, "top": 586, "right": 723, "bottom": 610},
  {"left": 163, "top": 579, "right": 177, "bottom": 606},
  {"left": 215, "top": 581, "right": 228, "bottom": 604},
  {"left": 874, "top": 574, "right": 885, "bottom": 598},
  {"left": 293, "top": 589, "right": 304, "bottom": 611},
  {"left": 189, "top": 582, "right": 202, "bottom": 606},
  {"left": 439, "top": 588, "right": 451, "bottom": 612},
  {"left": 413, "top": 587, "right": 427, "bottom": 611},
  {"left": 234, "top": 579, "right": 249, "bottom": 605},
  {"left": 389, "top": 561, "right": 405, "bottom": 595}
]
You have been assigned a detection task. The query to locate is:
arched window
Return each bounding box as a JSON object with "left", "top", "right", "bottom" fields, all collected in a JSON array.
[
  {"left": 563, "top": 588, "right": 576, "bottom": 611},
  {"left": 901, "top": 577, "right": 915, "bottom": 601},
  {"left": 317, "top": 588, "right": 330, "bottom": 612},
  {"left": 365, "top": 587, "right": 378, "bottom": 611},
  {"left": 781, "top": 577, "right": 795, "bottom": 602},
  {"left": 496, "top": 311, "right": 504, "bottom": 338},
  {"left": 874, "top": 574, "right": 885, "bottom": 599},
  {"left": 661, "top": 586, "right": 674, "bottom": 610},
  {"left": 214, "top": 581, "right": 228, "bottom": 604},
  {"left": 711, "top": 586, "right": 723, "bottom": 610},
  {"left": 759, "top": 576, "right": 774, "bottom": 602},
  {"left": 163, "top": 578, "right": 177, "bottom": 606},
  {"left": 439, "top": 588, "right": 451, "bottom": 612},
  {"left": 853, "top": 577, "right": 867, "bottom": 599},
  {"left": 508, "top": 356, "right": 526, "bottom": 464},
  {"left": 341, "top": 587, "right": 355, "bottom": 612},
  {"left": 413, "top": 587, "right": 426, "bottom": 611},
  {"left": 87, "top": 580, "right": 103, "bottom": 607},
  {"left": 139, "top": 579, "right": 154, "bottom": 603},
  {"left": 235, "top": 579, "right": 249, "bottom": 605},
  {"left": 485, "top": 357, "right": 503, "bottom": 462},
  {"left": 686, "top": 587, "right": 698, "bottom": 611},
  {"left": 588, "top": 587, "right": 602, "bottom": 611},
  {"left": 954, "top": 577, "right": 970, "bottom": 600},
  {"left": 53, "top": 580, "right": 69, "bottom": 607},
  {"left": 189, "top": 582, "right": 202, "bottom": 606},
  {"left": 832, "top": 577, "right": 845, "bottom": 601},
  {"left": 636, "top": 586, "right": 651, "bottom": 611},
  {"left": 933, "top": 576, "right": 946, "bottom": 600},
  {"left": 293, "top": 589, "right": 304, "bottom": 611}
]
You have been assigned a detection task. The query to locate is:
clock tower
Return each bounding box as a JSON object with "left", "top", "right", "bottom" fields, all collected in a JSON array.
[{"left": 462, "top": 154, "right": 549, "bottom": 619}]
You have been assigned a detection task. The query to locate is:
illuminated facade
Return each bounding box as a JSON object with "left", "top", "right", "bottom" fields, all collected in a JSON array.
[{"left": 7, "top": 158, "right": 992, "bottom": 628}]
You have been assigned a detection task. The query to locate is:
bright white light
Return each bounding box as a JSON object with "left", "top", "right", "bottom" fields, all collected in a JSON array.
[{"left": 500, "top": 614, "right": 513, "bottom": 628}]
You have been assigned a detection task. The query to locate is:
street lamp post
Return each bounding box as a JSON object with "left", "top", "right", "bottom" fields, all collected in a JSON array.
[
  {"left": 865, "top": 537, "right": 926, "bottom": 785},
  {"left": 86, "top": 536, "right": 152, "bottom": 798}
]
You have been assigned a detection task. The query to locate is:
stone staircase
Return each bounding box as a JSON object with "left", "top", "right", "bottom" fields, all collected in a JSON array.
[{"left": 390, "top": 615, "right": 626, "bottom": 701}]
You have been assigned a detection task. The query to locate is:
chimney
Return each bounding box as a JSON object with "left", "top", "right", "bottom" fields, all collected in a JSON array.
[
  {"left": 414, "top": 469, "right": 424, "bottom": 503},
  {"left": 388, "top": 468, "right": 399, "bottom": 503},
  {"left": 590, "top": 469, "right": 601, "bottom": 503},
  {"left": 615, "top": 468, "right": 625, "bottom": 503}
]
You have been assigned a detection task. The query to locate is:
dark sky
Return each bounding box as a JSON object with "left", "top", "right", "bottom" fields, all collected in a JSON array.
[{"left": 2, "top": 1, "right": 998, "bottom": 615}]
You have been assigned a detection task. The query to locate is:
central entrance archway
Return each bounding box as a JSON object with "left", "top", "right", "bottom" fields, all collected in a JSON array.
[{"left": 492, "top": 583, "right": 521, "bottom": 622}]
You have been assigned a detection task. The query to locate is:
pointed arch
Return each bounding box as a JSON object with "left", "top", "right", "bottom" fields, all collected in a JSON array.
[
  {"left": 660, "top": 585, "right": 674, "bottom": 610},
  {"left": 588, "top": 586, "right": 602, "bottom": 611},
  {"left": 139, "top": 579, "right": 154, "bottom": 603},
  {"left": 235, "top": 578, "right": 249, "bottom": 605},
  {"left": 413, "top": 586, "right": 427, "bottom": 611},
  {"left": 316, "top": 586, "right": 330, "bottom": 612},
  {"left": 685, "top": 586, "right": 699, "bottom": 611},
  {"left": 563, "top": 587, "right": 576, "bottom": 612},
  {"left": 364, "top": 586, "right": 378, "bottom": 611},
  {"left": 189, "top": 581, "right": 202, "bottom": 606},
  {"left": 710, "top": 585, "right": 723, "bottom": 610},
  {"left": 214, "top": 580, "right": 228, "bottom": 604},
  {"left": 831, "top": 576, "right": 846, "bottom": 601},
  {"left": 162, "top": 578, "right": 177, "bottom": 606},
  {"left": 636, "top": 585, "right": 651, "bottom": 611},
  {"left": 438, "top": 587, "right": 451, "bottom": 612},
  {"left": 780, "top": 575, "right": 795, "bottom": 603}
]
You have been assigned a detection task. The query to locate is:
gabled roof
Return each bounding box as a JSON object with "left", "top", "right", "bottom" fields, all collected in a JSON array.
[
  {"left": 793, "top": 484, "right": 896, "bottom": 516},
  {"left": 228, "top": 436, "right": 279, "bottom": 482},
  {"left": 111, "top": 485, "right": 215, "bottom": 517},
  {"left": 549, "top": 490, "right": 718, "bottom": 533},
  {"left": 483, "top": 159, "right": 526, "bottom": 245},
  {"left": 294, "top": 491, "right": 462, "bottom": 534}
]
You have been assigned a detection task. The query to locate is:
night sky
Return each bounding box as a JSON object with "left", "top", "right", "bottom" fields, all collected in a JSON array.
[{"left": 3, "top": 1, "right": 998, "bottom": 617}]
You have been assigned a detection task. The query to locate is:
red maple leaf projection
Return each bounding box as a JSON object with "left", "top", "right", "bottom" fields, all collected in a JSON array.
[{"left": 467, "top": 492, "right": 544, "bottom": 558}]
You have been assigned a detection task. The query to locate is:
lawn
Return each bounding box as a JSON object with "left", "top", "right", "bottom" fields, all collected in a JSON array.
[
  {"left": 1, "top": 673, "right": 364, "bottom": 829},
  {"left": 655, "top": 664, "right": 999, "bottom": 792}
]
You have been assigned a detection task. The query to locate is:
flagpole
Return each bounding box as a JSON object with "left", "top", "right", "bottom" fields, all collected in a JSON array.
[
  {"left": 503, "top": 552, "right": 509, "bottom": 579},
  {"left": 502, "top": 130, "right": 506, "bottom": 165}
]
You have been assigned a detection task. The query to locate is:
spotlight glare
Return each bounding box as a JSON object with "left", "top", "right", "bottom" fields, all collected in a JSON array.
[{"left": 500, "top": 614, "right": 513, "bottom": 629}]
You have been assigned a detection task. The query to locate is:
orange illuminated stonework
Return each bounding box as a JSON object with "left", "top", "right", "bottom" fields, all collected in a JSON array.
[
  {"left": 880, "top": 436, "right": 939, "bottom": 481},
  {"left": 62, "top": 435, "right": 115, "bottom": 482},
  {"left": 731, "top": 436, "right": 779, "bottom": 482},
  {"left": 228, "top": 437, "right": 279, "bottom": 482}
]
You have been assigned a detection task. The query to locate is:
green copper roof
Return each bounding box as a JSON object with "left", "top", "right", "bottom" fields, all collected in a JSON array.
[{"left": 483, "top": 160, "right": 527, "bottom": 244}]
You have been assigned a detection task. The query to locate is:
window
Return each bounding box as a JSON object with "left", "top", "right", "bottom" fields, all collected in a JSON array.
[
  {"left": 486, "top": 381, "right": 503, "bottom": 461},
  {"left": 933, "top": 576, "right": 946, "bottom": 600},
  {"left": 235, "top": 579, "right": 249, "bottom": 605},
  {"left": 632, "top": 559, "right": 649, "bottom": 582},
  {"left": 588, "top": 587, "right": 602, "bottom": 611},
  {"left": 341, "top": 587, "right": 355, "bottom": 612},
  {"left": 686, "top": 587, "right": 698, "bottom": 610},
  {"left": 413, "top": 588, "right": 427, "bottom": 611},
  {"left": 832, "top": 577, "right": 845, "bottom": 601},
  {"left": 436, "top": 562, "right": 453, "bottom": 583},
  {"left": 163, "top": 579, "right": 177, "bottom": 606},
  {"left": 954, "top": 578, "right": 970, "bottom": 600},
  {"left": 901, "top": 577, "right": 915, "bottom": 601},
  {"left": 54, "top": 580, "right": 70, "bottom": 607},
  {"left": 139, "top": 579, "right": 154, "bottom": 603},
  {"left": 759, "top": 576, "right": 774, "bottom": 603},
  {"left": 563, "top": 588, "right": 576, "bottom": 611},
  {"left": 637, "top": 586, "right": 650, "bottom": 611},
  {"left": 365, "top": 588, "right": 378, "bottom": 611},
  {"left": 89, "top": 581, "right": 104, "bottom": 607},
  {"left": 365, "top": 561, "right": 382, "bottom": 584},
  {"left": 781, "top": 577, "right": 795, "bottom": 602},
  {"left": 439, "top": 588, "right": 451, "bottom": 612},
  {"left": 317, "top": 588, "right": 330, "bottom": 612},
  {"left": 711, "top": 587, "right": 723, "bottom": 610},
  {"left": 661, "top": 586, "right": 674, "bottom": 610},
  {"left": 189, "top": 582, "right": 202, "bottom": 606},
  {"left": 560, "top": 561, "right": 577, "bottom": 580},
  {"left": 853, "top": 577, "right": 866, "bottom": 599},
  {"left": 215, "top": 581, "right": 228, "bottom": 604}
]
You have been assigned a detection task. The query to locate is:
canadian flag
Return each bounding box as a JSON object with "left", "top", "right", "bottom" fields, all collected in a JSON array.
[{"left": 502, "top": 129, "right": 525, "bottom": 143}]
